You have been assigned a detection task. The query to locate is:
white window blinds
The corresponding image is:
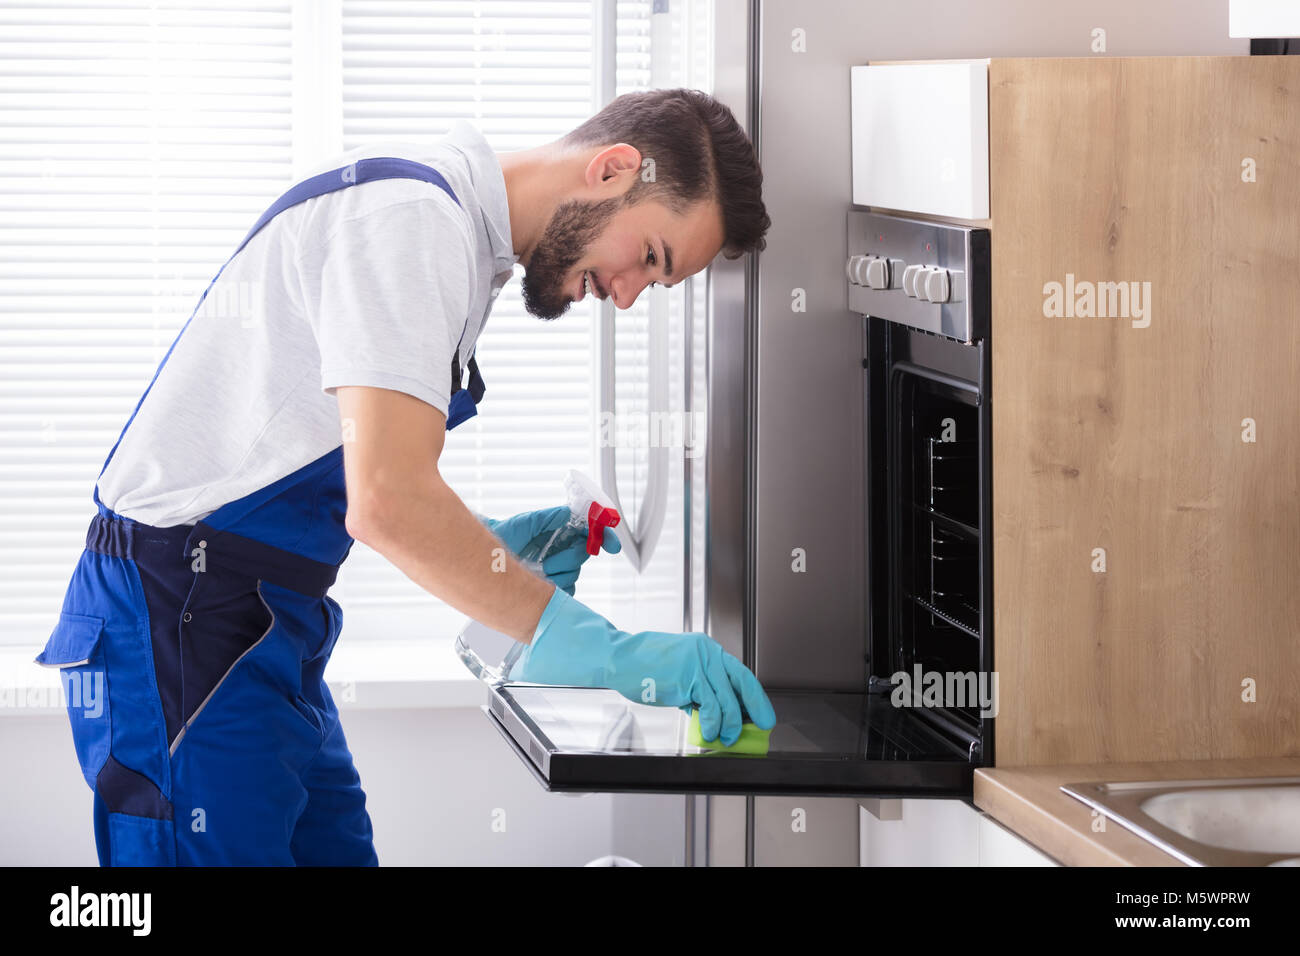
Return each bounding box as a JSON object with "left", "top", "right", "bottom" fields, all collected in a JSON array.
[
  {"left": 329, "top": 0, "right": 600, "bottom": 641},
  {"left": 331, "top": 0, "right": 710, "bottom": 641},
  {"left": 0, "top": 0, "right": 297, "bottom": 646},
  {"left": 2, "top": 0, "right": 712, "bottom": 648}
]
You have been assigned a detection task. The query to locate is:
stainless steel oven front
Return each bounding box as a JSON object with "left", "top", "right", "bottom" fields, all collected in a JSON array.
[{"left": 854, "top": 209, "right": 995, "bottom": 771}]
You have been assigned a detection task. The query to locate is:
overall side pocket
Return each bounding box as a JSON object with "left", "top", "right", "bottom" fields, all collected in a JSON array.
[{"left": 35, "top": 612, "right": 112, "bottom": 790}]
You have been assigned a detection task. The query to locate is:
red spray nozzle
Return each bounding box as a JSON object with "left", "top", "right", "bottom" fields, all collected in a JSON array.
[{"left": 585, "top": 501, "right": 620, "bottom": 556}]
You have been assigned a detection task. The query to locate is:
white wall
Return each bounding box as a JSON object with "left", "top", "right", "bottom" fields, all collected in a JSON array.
[
  {"left": 0, "top": 707, "right": 688, "bottom": 866},
  {"left": 2, "top": 715, "right": 100, "bottom": 866}
]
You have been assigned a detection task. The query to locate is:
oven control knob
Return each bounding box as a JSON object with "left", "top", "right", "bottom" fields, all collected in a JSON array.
[
  {"left": 945, "top": 269, "right": 966, "bottom": 303},
  {"left": 865, "top": 256, "right": 890, "bottom": 290},
  {"left": 910, "top": 266, "right": 939, "bottom": 300},
  {"left": 924, "top": 268, "right": 950, "bottom": 303},
  {"left": 855, "top": 256, "right": 876, "bottom": 286},
  {"left": 902, "top": 263, "right": 925, "bottom": 297},
  {"left": 845, "top": 255, "right": 867, "bottom": 285}
]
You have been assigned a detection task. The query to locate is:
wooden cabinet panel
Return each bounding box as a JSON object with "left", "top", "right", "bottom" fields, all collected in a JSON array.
[{"left": 989, "top": 56, "right": 1300, "bottom": 765}]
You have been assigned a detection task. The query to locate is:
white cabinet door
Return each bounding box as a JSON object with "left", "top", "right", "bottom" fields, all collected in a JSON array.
[
  {"left": 859, "top": 799, "right": 1060, "bottom": 866},
  {"left": 976, "top": 814, "right": 1059, "bottom": 867},
  {"left": 859, "top": 799, "right": 981, "bottom": 866},
  {"left": 850, "top": 62, "right": 990, "bottom": 219}
]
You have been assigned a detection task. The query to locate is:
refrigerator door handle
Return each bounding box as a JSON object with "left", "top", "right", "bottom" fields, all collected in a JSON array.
[{"left": 599, "top": 290, "right": 670, "bottom": 573}]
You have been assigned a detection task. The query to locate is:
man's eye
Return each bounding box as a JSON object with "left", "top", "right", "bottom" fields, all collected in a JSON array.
[{"left": 647, "top": 248, "right": 657, "bottom": 267}]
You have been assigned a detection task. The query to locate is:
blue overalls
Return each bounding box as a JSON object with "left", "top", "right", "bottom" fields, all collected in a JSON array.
[{"left": 35, "top": 158, "right": 485, "bottom": 866}]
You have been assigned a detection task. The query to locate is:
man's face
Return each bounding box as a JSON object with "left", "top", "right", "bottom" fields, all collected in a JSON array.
[{"left": 521, "top": 194, "right": 725, "bottom": 321}]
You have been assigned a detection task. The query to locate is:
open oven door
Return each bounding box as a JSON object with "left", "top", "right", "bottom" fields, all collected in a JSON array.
[{"left": 455, "top": 622, "right": 979, "bottom": 798}]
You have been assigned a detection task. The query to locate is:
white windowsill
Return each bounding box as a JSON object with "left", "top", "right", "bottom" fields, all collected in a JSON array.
[{"left": 0, "top": 637, "right": 486, "bottom": 718}]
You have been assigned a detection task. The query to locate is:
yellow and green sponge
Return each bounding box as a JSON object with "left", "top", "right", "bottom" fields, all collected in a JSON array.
[{"left": 686, "top": 708, "right": 772, "bottom": 756}]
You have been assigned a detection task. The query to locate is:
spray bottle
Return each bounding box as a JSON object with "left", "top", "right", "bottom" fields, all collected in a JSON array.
[
  {"left": 501, "top": 471, "right": 620, "bottom": 682},
  {"left": 516, "top": 469, "right": 622, "bottom": 574}
]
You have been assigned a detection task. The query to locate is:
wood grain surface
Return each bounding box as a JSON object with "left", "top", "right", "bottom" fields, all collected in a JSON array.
[{"left": 988, "top": 56, "right": 1300, "bottom": 765}]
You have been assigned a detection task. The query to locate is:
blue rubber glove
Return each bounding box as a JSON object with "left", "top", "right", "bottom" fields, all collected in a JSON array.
[
  {"left": 514, "top": 588, "right": 777, "bottom": 748},
  {"left": 480, "top": 506, "right": 621, "bottom": 595}
]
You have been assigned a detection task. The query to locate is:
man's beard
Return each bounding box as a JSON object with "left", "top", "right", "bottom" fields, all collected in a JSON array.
[{"left": 521, "top": 196, "right": 623, "bottom": 320}]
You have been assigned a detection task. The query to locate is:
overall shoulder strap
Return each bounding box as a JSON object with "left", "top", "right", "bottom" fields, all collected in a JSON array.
[{"left": 233, "top": 157, "right": 460, "bottom": 262}]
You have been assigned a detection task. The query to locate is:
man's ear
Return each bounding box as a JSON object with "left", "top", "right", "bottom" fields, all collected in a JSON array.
[{"left": 583, "top": 143, "right": 642, "bottom": 192}]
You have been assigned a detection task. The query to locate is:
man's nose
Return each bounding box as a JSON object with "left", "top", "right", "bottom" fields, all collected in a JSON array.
[{"left": 610, "top": 274, "right": 651, "bottom": 310}]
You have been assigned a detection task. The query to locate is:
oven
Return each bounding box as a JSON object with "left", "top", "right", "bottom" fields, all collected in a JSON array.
[{"left": 853, "top": 209, "right": 994, "bottom": 768}]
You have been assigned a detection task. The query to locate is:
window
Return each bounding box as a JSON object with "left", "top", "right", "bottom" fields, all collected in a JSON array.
[
  {"left": 1, "top": 0, "right": 712, "bottom": 648},
  {"left": 0, "top": 1, "right": 297, "bottom": 646}
]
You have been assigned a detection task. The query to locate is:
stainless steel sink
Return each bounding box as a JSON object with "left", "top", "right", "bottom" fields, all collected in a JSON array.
[{"left": 1060, "top": 777, "right": 1300, "bottom": 866}]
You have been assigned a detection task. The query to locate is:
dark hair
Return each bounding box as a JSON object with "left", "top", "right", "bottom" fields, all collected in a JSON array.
[{"left": 560, "top": 88, "right": 770, "bottom": 260}]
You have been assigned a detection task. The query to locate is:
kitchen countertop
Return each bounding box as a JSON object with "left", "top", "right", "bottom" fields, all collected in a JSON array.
[{"left": 974, "top": 757, "right": 1300, "bottom": 866}]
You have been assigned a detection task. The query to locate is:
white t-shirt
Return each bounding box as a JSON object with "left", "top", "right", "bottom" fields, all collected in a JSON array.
[{"left": 96, "top": 121, "right": 518, "bottom": 528}]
